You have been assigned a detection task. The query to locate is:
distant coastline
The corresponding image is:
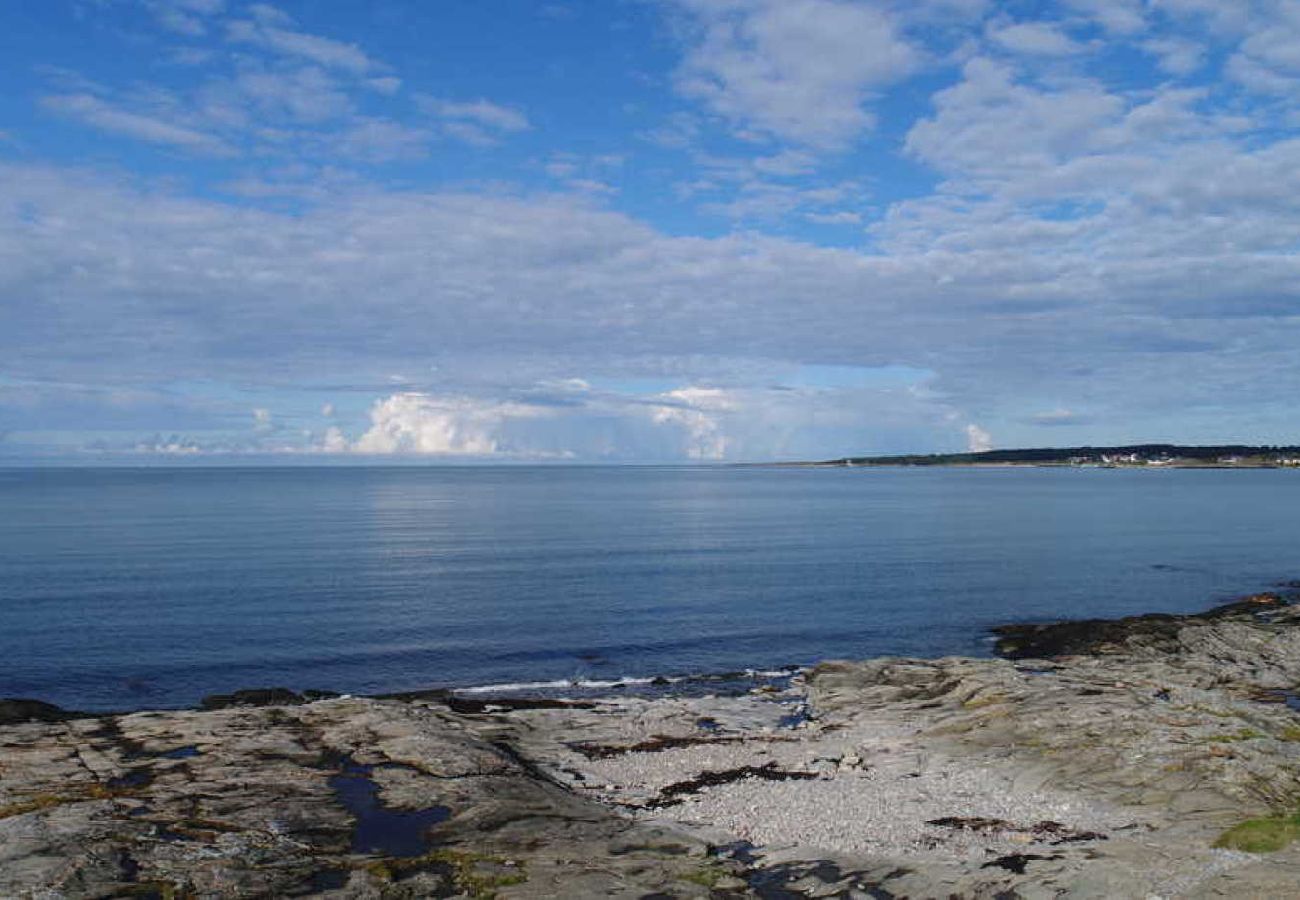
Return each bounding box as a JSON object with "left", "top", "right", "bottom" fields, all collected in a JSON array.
[{"left": 784, "top": 443, "right": 1300, "bottom": 469}]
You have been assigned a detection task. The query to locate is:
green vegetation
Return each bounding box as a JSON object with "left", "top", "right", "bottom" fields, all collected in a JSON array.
[
  {"left": 1214, "top": 814, "right": 1300, "bottom": 853},
  {"left": 366, "top": 849, "right": 526, "bottom": 898},
  {"left": 1206, "top": 728, "right": 1265, "bottom": 743},
  {"left": 680, "top": 862, "right": 730, "bottom": 888},
  {"left": 0, "top": 779, "right": 149, "bottom": 819},
  {"left": 0, "top": 793, "right": 68, "bottom": 819}
]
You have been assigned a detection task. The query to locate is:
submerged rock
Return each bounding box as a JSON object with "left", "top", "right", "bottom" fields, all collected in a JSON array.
[
  {"left": 198, "top": 687, "right": 340, "bottom": 709},
  {"left": 991, "top": 591, "right": 1294, "bottom": 659},
  {"left": 0, "top": 698, "right": 80, "bottom": 725}
]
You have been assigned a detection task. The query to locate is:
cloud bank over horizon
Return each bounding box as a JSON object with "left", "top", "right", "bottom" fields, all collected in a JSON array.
[{"left": 2, "top": 1, "right": 1299, "bottom": 461}]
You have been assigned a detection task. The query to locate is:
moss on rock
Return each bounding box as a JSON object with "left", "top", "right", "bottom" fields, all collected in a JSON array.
[{"left": 1213, "top": 814, "right": 1300, "bottom": 853}]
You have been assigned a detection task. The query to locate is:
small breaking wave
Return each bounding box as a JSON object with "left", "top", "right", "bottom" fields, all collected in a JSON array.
[
  {"left": 458, "top": 676, "right": 663, "bottom": 694},
  {"left": 454, "top": 666, "right": 804, "bottom": 699}
]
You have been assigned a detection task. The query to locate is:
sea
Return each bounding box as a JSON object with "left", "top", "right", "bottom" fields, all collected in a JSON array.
[{"left": 1, "top": 465, "right": 1297, "bottom": 712}]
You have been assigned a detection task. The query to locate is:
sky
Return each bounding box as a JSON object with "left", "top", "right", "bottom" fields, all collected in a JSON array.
[{"left": 1, "top": 0, "right": 1299, "bottom": 462}]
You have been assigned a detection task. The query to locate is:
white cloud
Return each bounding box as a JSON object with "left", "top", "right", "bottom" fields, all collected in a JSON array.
[
  {"left": 905, "top": 58, "right": 1123, "bottom": 180},
  {"left": 6, "top": 152, "right": 1300, "bottom": 457},
  {"left": 232, "top": 65, "right": 353, "bottom": 122},
  {"left": 351, "top": 393, "right": 551, "bottom": 456},
  {"left": 650, "top": 386, "right": 735, "bottom": 459},
  {"left": 988, "top": 21, "right": 1091, "bottom": 56},
  {"left": 135, "top": 435, "right": 204, "bottom": 454},
  {"left": 366, "top": 76, "right": 402, "bottom": 95},
  {"left": 1226, "top": 6, "right": 1300, "bottom": 95},
  {"left": 1026, "top": 408, "right": 1089, "bottom": 426},
  {"left": 42, "top": 93, "right": 232, "bottom": 155},
  {"left": 805, "top": 210, "right": 862, "bottom": 225},
  {"left": 425, "top": 98, "right": 530, "bottom": 133},
  {"left": 699, "top": 177, "right": 866, "bottom": 221},
  {"left": 14, "top": 0, "right": 1300, "bottom": 460},
  {"left": 331, "top": 118, "right": 431, "bottom": 162},
  {"left": 669, "top": 0, "right": 918, "bottom": 150},
  {"left": 320, "top": 425, "right": 348, "bottom": 452},
  {"left": 144, "top": 0, "right": 225, "bottom": 36},
  {"left": 1141, "top": 37, "right": 1206, "bottom": 76},
  {"left": 965, "top": 423, "right": 992, "bottom": 452},
  {"left": 1061, "top": 0, "right": 1146, "bottom": 35},
  {"left": 1150, "top": 0, "right": 1254, "bottom": 35},
  {"left": 228, "top": 8, "right": 374, "bottom": 74},
  {"left": 418, "top": 97, "right": 531, "bottom": 146}
]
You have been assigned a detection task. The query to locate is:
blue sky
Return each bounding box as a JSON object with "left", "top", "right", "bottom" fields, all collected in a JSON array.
[{"left": 2, "top": 0, "right": 1299, "bottom": 462}]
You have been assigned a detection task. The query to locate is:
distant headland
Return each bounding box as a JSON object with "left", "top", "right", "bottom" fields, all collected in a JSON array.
[{"left": 804, "top": 444, "right": 1300, "bottom": 468}]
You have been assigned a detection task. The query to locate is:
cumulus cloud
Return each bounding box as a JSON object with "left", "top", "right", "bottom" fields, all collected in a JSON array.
[
  {"left": 650, "top": 387, "right": 735, "bottom": 459},
  {"left": 1061, "top": 0, "right": 1146, "bottom": 35},
  {"left": 319, "top": 425, "right": 348, "bottom": 452},
  {"left": 301, "top": 379, "right": 978, "bottom": 462},
  {"left": 1141, "top": 37, "right": 1206, "bottom": 76},
  {"left": 988, "top": 21, "right": 1091, "bottom": 56},
  {"left": 342, "top": 386, "right": 735, "bottom": 460},
  {"left": 903, "top": 58, "right": 1123, "bottom": 179},
  {"left": 1226, "top": 7, "right": 1300, "bottom": 95},
  {"left": 965, "top": 424, "right": 993, "bottom": 452},
  {"left": 351, "top": 393, "right": 552, "bottom": 456},
  {"left": 135, "top": 435, "right": 204, "bottom": 455},
  {"left": 669, "top": 0, "right": 918, "bottom": 149}
]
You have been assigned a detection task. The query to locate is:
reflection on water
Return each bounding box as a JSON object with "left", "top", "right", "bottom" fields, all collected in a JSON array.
[{"left": 0, "top": 465, "right": 1297, "bottom": 710}]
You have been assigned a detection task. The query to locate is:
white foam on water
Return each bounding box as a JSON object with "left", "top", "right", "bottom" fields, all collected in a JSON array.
[
  {"left": 457, "top": 675, "right": 663, "bottom": 694},
  {"left": 455, "top": 666, "right": 803, "bottom": 696}
]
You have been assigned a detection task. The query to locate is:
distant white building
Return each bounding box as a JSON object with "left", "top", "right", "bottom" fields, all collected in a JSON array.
[{"left": 1100, "top": 453, "right": 1141, "bottom": 465}]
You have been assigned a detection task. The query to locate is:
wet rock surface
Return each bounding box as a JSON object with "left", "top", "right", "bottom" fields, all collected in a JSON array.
[
  {"left": 990, "top": 591, "right": 1291, "bottom": 659},
  {"left": 3, "top": 594, "right": 1300, "bottom": 897},
  {"left": 0, "top": 698, "right": 730, "bottom": 898},
  {"left": 0, "top": 698, "right": 88, "bottom": 726}
]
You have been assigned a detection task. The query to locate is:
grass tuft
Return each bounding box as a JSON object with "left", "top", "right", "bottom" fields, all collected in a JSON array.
[
  {"left": 1214, "top": 814, "right": 1300, "bottom": 853},
  {"left": 365, "top": 849, "right": 525, "bottom": 898},
  {"left": 1206, "top": 728, "right": 1264, "bottom": 743}
]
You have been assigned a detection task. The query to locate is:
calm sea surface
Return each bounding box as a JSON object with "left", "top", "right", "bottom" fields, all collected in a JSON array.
[{"left": 1, "top": 465, "right": 1297, "bottom": 711}]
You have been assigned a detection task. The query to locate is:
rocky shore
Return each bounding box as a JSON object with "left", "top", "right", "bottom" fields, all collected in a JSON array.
[{"left": 4, "top": 592, "right": 1300, "bottom": 898}]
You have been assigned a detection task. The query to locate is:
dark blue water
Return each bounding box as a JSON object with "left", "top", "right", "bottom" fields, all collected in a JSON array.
[{"left": 1, "top": 465, "right": 1296, "bottom": 711}]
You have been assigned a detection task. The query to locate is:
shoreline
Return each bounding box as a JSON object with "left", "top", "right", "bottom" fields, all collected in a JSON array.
[
  {"left": 17, "top": 582, "right": 1299, "bottom": 719},
  {"left": 767, "top": 460, "right": 1300, "bottom": 469},
  {"left": 5, "top": 591, "right": 1300, "bottom": 897}
]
